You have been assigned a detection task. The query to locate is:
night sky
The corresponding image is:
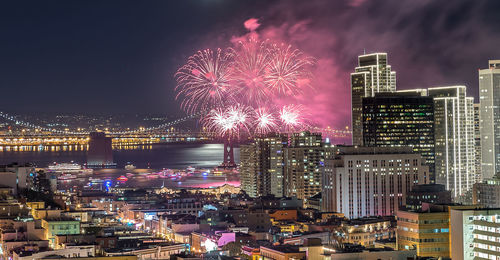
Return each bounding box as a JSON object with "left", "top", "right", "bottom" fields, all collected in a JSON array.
[{"left": 1, "top": 0, "right": 500, "bottom": 128}]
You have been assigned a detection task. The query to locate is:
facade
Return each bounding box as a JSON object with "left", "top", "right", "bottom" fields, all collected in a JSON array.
[
  {"left": 0, "top": 163, "right": 34, "bottom": 194},
  {"left": 240, "top": 145, "right": 258, "bottom": 197},
  {"left": 450, "top": 208, "right": 500, "bottom": 260},
  {"left": 351, "top": 53, "right": 396, "bottom": 146},
  {"left": 41, "top": 218, "right": 81, "bottom": 247},
  {"left": 340, "top": 217, "right": 394, "bottom": 246},
  {"left": 474, "top": 103, "right": 483, "bottom": 183},
  {"left": 322, "top": 146, "right": 430, "bottom": 218},
  {"left": 240, "top": 134, "right": 288, "bottom": 198},
  {"left": 397, "top": 205, "right": 450, "bottom": 258},
  {"left": 428, "top": 86, "right": 475, "bottom": 200},
  {"left": 405, "top": 184, "right": 452, "bottom": 211},
  {"left": 362, "top": 92, "right": 435, "bottom": 176},
  {"left": 479, "top": 60, "right": 500, "bottom": 179},
  {"left": 284, "top": 132, "right": 323, "bottom": 201},
  {"left": 473, "top": 177, "right": 500, "bottom": 207}
]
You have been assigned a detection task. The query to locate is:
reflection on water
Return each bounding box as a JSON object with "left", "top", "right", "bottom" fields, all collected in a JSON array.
[
  {"left": 0, "top": 144, "right": 89, "bottom": 152},
  {"left": 0, "top": 144, "right": 156, "bottom": 152},
  {"left": 58, "top": 168, "right": 240, "bottom": 190},
  {"left": 0, "top": 143, "right": 240, "bottom": 170}
]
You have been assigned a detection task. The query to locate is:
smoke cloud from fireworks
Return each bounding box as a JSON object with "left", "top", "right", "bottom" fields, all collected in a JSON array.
[{"left": 175, "top": 24, "right": 314, "bottom": 140}]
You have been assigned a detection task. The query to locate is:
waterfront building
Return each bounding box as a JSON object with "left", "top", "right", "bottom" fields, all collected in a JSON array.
[
  {"left": 284, "top": 132, "right": 324, "bottom": 201},
  {"left": 474, "top": 103, "right": 482, "bottom": 183},
  {"left": 240, "top": 134, "right": 288, "bottom": 198},
  {"left": 428, "top": 86, "right": 475, "bottom": 200},
  {"left": 362, "top": 92, "right": 435, "bottom": 176},
  {"left": 473, "top": 176, "right": 500, "bottom": 207},
  {"left": 450, "top": 207, "right": 500, "bottom": 260},
  {"left": 405, "top": 184, "right": 451, "bottom": 210},
  {"left": 322, "top": 146, "right": 429, "bottom": 218},
  {"left": 479, "top": 60, "right": 500, "bottom": 179},
  {"left": 351, "top": 52, "right": 396, "bottom": 145}
]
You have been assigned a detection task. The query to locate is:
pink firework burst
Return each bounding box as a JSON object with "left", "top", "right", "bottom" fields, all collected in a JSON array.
[
  {"left": 265, "top": 43, "right": 314, "bottom": 96},
  {"left": 175, "top": 48, "right": 234, "bottom": 113},
  {"left": 279, "top": 105, "right": 307, "bottom": 132},
  {"left": 230, "top": 38, "right": 272, "bottom": 105},
  {"left": 254, "top": 108, "right": 278, "bottom": 135}
]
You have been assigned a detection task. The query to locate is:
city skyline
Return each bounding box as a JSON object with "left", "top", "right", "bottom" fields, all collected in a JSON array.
[
  {"left": 1, "top": 0, "right": 500, "bottom": 132},
  {"left": 1, "top": 2, "right": 500, "bottom": 260}
]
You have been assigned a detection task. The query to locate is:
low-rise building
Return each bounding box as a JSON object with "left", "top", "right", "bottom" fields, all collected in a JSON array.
[
  {"left": 405, "top": 184, "right": 452, "bottom": 210},
  {"left": 341, "top": 217, "right": 394, "bottom": 246},
  {"left": 396, "top": 204, "right": 450, "bottom": 258},
  {"left": 303, "top": 244, "right": 416, "bottom": 260},
  {"left": 260, "top": 245, "right": 306, "bottom": 260},
  {"left": 473, "top": 176, "right": 500, "bottom": 207},
  {"left": 13, "top": 244, "right": 95, "bottom": 260},
  {"left": 41, "top": 218, "right": 81, "bottom": 247}
]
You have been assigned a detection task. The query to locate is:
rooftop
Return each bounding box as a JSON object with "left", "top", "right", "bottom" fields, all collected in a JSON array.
[{"left": 262, "top": 245, "right": 302, "bottom": 254}]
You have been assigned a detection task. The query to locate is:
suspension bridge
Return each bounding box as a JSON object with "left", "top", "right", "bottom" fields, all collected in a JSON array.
[{"left": 0, "top": 111, "right": 351, "bottom": 146}]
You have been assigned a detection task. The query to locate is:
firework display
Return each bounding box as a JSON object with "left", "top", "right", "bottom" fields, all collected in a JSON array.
[
  {"left": 175, "top": 49, "right": 234, "bottom": 113},
  {"left": 175, "top": 38, "right": 315, "bottom": 140}
]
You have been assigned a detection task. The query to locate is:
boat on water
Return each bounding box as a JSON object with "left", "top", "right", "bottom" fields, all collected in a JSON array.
[
  {"left": 48, "top": 162, "right": 93, "bottom": 174},
  {"left": 125, "top": 164, "right": 136, "bottom": 171},
  {"left": 58, "top": 173, "right": 77, "bottom": 180},
  {"left": 117, "top": 175, "right": 129, "bottom": 182}
]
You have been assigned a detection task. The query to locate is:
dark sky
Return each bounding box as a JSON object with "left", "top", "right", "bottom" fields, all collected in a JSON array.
[{"left": 1, "top": 0, "right": 500, "bottom": 124}]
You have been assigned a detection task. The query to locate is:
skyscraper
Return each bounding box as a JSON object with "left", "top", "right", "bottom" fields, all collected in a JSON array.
[
  {"left": 428, "top": 86, "right": 475, "bottom": 200},
  {"left": 479, "top": 60, "right": 500, "bottom": 179},
  {"left": 362, "top": 92, "right": 435, "bottom": 177},
  {"left": 284, "top": 132, "right": 323, "bottom": 201},
  {"left": 473, "top": 103, "right": 482, "bottom": 183},
  {"left": 351, "top": 53, "right": 396, "bottom": 145},
  {"left": 240, "top": 134, "right": 288, "bottom": 198}
]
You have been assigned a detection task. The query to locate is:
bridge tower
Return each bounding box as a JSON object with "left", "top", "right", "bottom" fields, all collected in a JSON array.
[
  {"left": 87, "top": 132, "right": 115, "bottom": 168},
  {"left": 221, "top": 139, "right": 236, "bottom": 168}
]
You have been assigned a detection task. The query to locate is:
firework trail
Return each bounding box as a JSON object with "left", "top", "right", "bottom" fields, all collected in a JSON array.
[{"left": 175, "top": 49, "right": 234, "bottom": 113}]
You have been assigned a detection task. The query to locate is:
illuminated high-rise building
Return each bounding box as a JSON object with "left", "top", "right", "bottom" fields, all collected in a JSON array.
[
  {"left": 474, "top": 103, "right": 482, "bottom": 183},
  {"left": 428, "top": 86, "right": 475, "bottom": 200},
  {"left": 362, "top": 92, "right": 435, "bottom": 177},
  {"left": 351, "top": 52, "right": 396, "bottom": 145},
  {"left": 283, "top": 132, "right": 323, "bottom": 201},
  {"left": 240, "top": 134, "right": 288, "bottom": 198},
  {"left": 479, "top": 60, "right": 500, "bottom": 179}
]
